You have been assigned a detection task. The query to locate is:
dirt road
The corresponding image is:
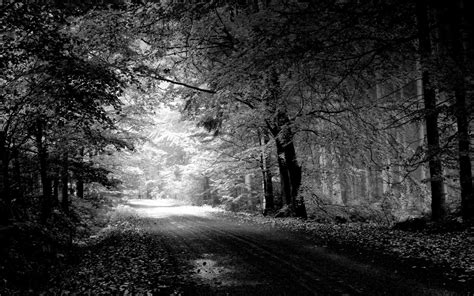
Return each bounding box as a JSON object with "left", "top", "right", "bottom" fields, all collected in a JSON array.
[
  {"left": 122, "top": 199, "right": 457, "bottom": 295},
  {"left": 47, "top": 199, "right": 458, "bottom": 295}
]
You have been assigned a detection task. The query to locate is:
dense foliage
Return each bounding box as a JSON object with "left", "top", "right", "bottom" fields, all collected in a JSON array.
[
  {"left": 84, "top": 0, "right": 472, "bottom": 222},
  {"left": 0, "top": 2, "right": 132, "bottom": 291},
  {"left": 0, "top": 0, "right": 473, "bottom": 293}
]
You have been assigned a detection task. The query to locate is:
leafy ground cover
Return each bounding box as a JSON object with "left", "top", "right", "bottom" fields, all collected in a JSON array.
[
  {"left": 38, "top": 207, "right": 210, "bottom": 296},
  {"left": 215, "top": 211, "right": 474, "bottom": 294},
  {"left": 2, "top": 202, "right": 473, "bottom": 295},
  {"left": 44, "top": 229, "right": 191, "bottom": 295}
]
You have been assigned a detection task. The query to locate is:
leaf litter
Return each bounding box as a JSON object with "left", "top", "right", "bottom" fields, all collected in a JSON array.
[
  {"left": 35, "top": 207, "right": 473, "bottom": 295},
  {"left": 40, "top": 214, "right": 200, "bottom": 296},
  {"left": 215, "top": 211, "right": 474, "bottom": 293}
]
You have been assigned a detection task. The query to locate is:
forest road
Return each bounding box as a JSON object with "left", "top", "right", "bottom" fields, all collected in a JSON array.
[{"left": 117, "top": 199, "right": 457, "bottom": 296}]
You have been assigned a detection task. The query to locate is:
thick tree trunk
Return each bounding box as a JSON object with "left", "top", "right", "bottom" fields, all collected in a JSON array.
[
  {"left": 263, "top": 69, "right": 306, "bottom": 218},
  {"left": 284, "top": 136, "right": 301, "bottom": 201},
  {"left": 273, "top": 126, "right": 306, "bottom": 218},
  {"left": 61, "top": 152, "right": 69, "bottom": 212},
  {"left": 261, "top": 166, "right": 274, "bottom": 215},
  {"left": 416, "top": 0, "right": 446, "bottom": 221},
  {"left": 283, "top": 137, "right": 306, "bottom": 218},
  {"left": 447, "top": 0, "right": 474, "bottom": 221},
  {"left": 35, "top": 119, "right": 52, "bottom": 224},
  {"left": 275, "top": 139, "right": 292, "bottom": 207}
]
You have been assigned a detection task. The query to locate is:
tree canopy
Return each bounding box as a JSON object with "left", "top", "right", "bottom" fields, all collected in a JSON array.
[{"left": 1, "top": 0, "right": 473, "bottom": 224}]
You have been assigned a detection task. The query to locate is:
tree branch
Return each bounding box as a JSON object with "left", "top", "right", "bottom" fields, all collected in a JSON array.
[{"left": 133, "top": 66, "right": 216, "bottom": 94}]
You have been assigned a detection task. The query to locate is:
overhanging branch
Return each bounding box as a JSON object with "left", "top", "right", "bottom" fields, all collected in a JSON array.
[{"left": 133, "top": 66, "right": 216, "bottom": 94}]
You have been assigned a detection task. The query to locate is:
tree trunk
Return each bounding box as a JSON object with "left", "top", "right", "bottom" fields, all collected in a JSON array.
[
  {"left": 263, "top": 68, "right": 306, "bottom": 218},
  {"left": 273, "top": 125, "right": 306, "bottom": 218},
  {"left": 416, "top": 0, "right": 446, "bottom": 221},
  {"left": 0, "top": 131, "right": 11, "bottom": 224},
  {"left": 76, "top": 178, "right": 84, "bottom": 199},
  {"left": 53, "top": 177, "right": 59, "bottom": 205},
  {"left": 340, "top": 160, "right": 350, "bottom": 205},
  {"left": 61, "top": 152, "right": 69, "bottom": 212},
  {"left": 202, "top": 176, "right": 211, "bottom": 202},
  {"left": 455, "top": 88, "right": 473, "bottom": 221},
  {"left": 284, "top": 135, "right": 301, "bottom": 201},
  {"left": 447, "top": 0, "right": 474, "bottom": 221},
  {"left": 259, "top": 129, "right": 274, "bottom": 215},
  {"left": 35, "top": 119, "right": 52, "bottom": 224},
  {"left": 76, "top": 148, "right": 84, "bottom": 199},
  {"left": 284, "top": 140, "right": 306, "bottom": 218},
  {"left": 12, "top": 148, "right": 21, "bottom": 196},
  {"left": 261, "top": 166, "right": 274, "bottom": 215},
  {"left": 275, "top": 139, "right": 292, "bottom": 207},
  {"left": 245, "top": 173, "right": 253, "bottom": 207}
]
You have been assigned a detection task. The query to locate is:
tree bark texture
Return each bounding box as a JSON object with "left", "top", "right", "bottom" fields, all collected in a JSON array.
[
  {"left": 416, "top": 0, "right": 446, "bottom": 221},
  {"left": 275, "top": 139, "right": 292, "bottom": 207},
  {"left": 273, "top": 125, "right": 306, "bottom": 218},
  {"left": 263, "top": 69, "right": 306, "bottom": 218}
]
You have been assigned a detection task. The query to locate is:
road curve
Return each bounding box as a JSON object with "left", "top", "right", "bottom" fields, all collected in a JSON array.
[{"left": 122, "top": 199, "right": 456, "bottom": 296}]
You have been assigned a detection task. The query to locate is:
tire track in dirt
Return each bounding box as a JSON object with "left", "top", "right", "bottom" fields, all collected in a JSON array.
[{"left": 148, "top": 216, "right": 314, "bottom": 295}]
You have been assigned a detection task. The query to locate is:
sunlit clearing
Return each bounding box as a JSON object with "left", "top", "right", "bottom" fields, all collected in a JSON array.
[{"left": 125, "top": 199, "right": 220, "bottom": 218}]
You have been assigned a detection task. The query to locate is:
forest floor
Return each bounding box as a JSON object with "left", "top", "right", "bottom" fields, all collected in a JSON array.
[
  {"left": 216, "top": 211, "right": 474, "bottom": 294},
  {"left": 24, "top": 199, "right": 472, "bottom": 296}
]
